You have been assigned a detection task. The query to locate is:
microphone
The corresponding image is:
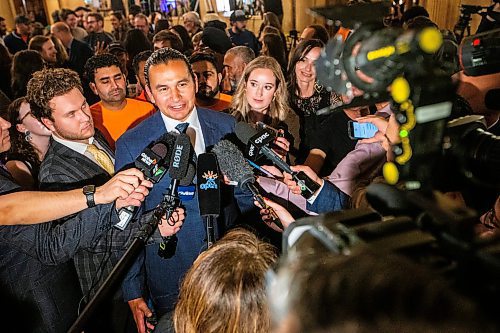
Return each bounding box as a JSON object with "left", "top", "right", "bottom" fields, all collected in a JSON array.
[
  {"left": 485, "top": 89, "right": 500, "bottom": 111},
  {"left": 212, "top": 140, "right": 284, "bottom": 230},
  {"left": 235, "top": 122, "right": 321, "bottom": 200},
  {"left": 197, "top": 153, "right": 221, "bottom": 248},
  {"left": 158, "top": 133, "right": 192, "bottom": 259},
  {"left": 115, "top": 133, "right": 175, "bottom": 231}
]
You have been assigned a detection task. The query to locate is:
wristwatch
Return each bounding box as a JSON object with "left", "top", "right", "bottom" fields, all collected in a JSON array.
[{"left": 83, "top": 185, "right": 96, "bottom": 208}]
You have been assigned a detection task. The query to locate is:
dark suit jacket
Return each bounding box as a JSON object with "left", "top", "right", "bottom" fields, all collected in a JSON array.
[
  {"left": 115, "top": 108, "right": 239, "bottom": 315},
  {"left": 0, "top": 167, "right": 122, "bottom": 332},
  {"left": 38, "top": 134, "right": 133, "bottom": 300},
  {"left": 307, "top": 180, "right": 349, "bottom": 214},
  {"left": 68, "top": 38, "right": 94, "bottom": 79}
]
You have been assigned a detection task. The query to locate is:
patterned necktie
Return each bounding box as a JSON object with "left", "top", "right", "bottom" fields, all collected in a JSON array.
[
  {"left": 86, "top": 144, "right": 115, "bottom": 175},
  {"left": 175, "top": 122, "right": 189, "bottom": 134}
]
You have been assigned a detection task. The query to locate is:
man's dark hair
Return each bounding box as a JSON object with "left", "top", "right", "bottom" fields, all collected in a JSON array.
[
  {"left": 59, "top": 8, "right": 76, "bottom": 22},
  {"left": 305, "top": 24, "right": 329, "bottom": 44},
  {"left": 153, "top": 30, "right": 183, "bottom": 52},
  {"left": 27, "top": 68, "right": 82, "bottom": 121},
  {"left": 129, "top": 4, "right": 142, "bottom": 16},
  {"left": 75, "top": 6, "right": 91, "bottom": 12},
  {"left": 189, "top": 51, "right": 219, "bottom": 74},
  {"left": 14, "top": 15, "right": 30, "bottom": 25},
  {"left": 87, "top": 12, "right": 104, "bottom": 23},
  {"left": 111, "top": 11, "right": 124, "bottom": 21},
  {"left": 132, "top": 50, "right": 153, "bottom": 77},
  {"left": 84, "top": 53, "right": 123, "bottom": 83},
  {"left": 145, "top": 48, "right": 195, "bottom": 89},
  {"left": 0, "top": 16, "right": 5, "bottom": 22},
  {"left": 401, "top": 5, "right": 429, "bottom": 25}
]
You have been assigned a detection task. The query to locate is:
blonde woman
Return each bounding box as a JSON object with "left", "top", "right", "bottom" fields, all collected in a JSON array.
[{"left": 230, "top": 56, "right": 297, "bottom": 159}]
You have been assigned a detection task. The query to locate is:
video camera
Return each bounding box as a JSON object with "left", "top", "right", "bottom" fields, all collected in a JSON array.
[{"left": 284, "top": 2, "right": 500, "bottom": 320}]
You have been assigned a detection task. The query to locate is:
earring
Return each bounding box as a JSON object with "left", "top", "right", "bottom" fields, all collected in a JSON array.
[{"left": 24, "top": 130, "right": 32, "bottom": 142}]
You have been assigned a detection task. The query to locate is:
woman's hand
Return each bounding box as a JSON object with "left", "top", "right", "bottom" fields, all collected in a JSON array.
[{"left": 254, "top": 197, "right": 295, "bottom": 232}]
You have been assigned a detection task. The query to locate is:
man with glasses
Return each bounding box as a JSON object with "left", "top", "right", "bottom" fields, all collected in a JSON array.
[{"left": 83, "top": 12, "right": 114, "bottom": 51}]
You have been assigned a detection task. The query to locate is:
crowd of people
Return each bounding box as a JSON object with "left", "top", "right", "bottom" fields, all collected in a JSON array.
[{"left": 0, "top": 1, "right": 499, "bottom": 332}]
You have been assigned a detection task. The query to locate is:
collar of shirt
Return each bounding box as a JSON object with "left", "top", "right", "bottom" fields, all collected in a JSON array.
[
  {"left": 52, "top": 134, "right": 94, "bottom": 155},
  {"left": 159, "top": 106, "right": 205, "bottom": 155}
]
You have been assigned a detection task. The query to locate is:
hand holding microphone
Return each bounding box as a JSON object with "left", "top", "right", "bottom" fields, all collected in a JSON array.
[
  {"left": 212, "top": 139, "right": 284, "bottom": 230},
  {"left": 235, "top": 122, "right": 321, "bottom": 199}
]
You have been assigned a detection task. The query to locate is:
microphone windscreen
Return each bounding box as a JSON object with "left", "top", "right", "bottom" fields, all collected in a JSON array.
[
  {"left": 235, "top": 121, "right": 258, "bottom": 145},
  {"left": 485, "top": 89, "right": 500, "bottom": 111},
  {"left": 150, "top": 142, "right": 169, "bottom": 159},
  {"left": 169, "top": 133, "right": 191, "bottom": 180},
  {"left": 180, "top": 162, "right": 196, "bottom": 186},
  {"left": 212, "top": 140, "right": 254, "bottom": 188},
  {"left": 197, "top": 153, "right": 221, "bottom": 216}
]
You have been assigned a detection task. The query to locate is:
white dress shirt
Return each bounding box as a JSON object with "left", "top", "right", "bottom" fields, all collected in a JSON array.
[
  {"left": 159, "top": 107, "right": 206, "bottom": 156},
  {"left": 52, "top": 135, "right": 115, "bottom": 165}
]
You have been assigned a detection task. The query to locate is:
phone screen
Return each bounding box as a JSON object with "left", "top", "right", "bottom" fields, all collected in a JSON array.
[{"left": 350, "top": 121, "right": 378, "bottom": 139}]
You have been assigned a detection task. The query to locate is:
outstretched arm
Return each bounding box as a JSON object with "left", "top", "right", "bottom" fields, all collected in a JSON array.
[{"left": 0, "top": 168, "right": 149, "bottom": 225}]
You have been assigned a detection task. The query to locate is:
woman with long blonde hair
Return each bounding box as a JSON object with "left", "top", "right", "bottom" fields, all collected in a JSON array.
[{"left": 230, "top": 56, "right": 297, "bottom": 159}]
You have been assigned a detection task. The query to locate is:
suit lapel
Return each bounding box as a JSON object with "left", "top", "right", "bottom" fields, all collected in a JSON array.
[
  {"left": 198, "top": 108, "right": 218, "bottom": 148},
  {"left": 49, "top": 138, "right": 108, "bottom": 175}
]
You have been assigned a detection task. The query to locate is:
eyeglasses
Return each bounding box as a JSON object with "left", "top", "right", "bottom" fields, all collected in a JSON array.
[{"left": 19, "top": 111, "right": 32, "bottom": 123}]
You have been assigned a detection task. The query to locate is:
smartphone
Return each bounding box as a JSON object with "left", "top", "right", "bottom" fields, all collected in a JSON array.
[{"left": 347, "top": 120, "right": 378, "bottom": 139}]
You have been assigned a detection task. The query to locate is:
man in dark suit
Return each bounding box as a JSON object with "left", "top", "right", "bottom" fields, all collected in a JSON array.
[
  {"left": 51, "top": 22, "right": 93, "bottom": 79},
  {"left": 27, "top": 67, "right": 181, "bottom": 332},
  {"left": 0, "top": 115, "right": 151, "bottom": 331},
  {"left": 115, "top": 48, "right": 242, "bottom": 333}
]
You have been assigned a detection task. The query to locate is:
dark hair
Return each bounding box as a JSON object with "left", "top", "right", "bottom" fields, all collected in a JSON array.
[
  {"left": 401, "top": 5, "right": 430, "bottom": 24},
  {"left": 84, "top": 53, "right": 123, "bottom": 83},
  {"left": 124, "top": 29, "right": 152, "bottom": 63},
  {"left": 27, "top": 68, "right": 82, "bottom": 121},
  {"left": 10, "top": 50, "right": 45, "bottom": 99},
  {"left": 132, "top": 50, "right": 153, "bottom": 77},
  {"left": 59, "top": 8, "right": 76, "bottom": 22},
  {"left": 134, "top": 13, "right": 148, "bottom": 24},
  {"left": 305, "top": 24, "right": 329, "bottom": 44},
  {"left": 278, "top": 249, "right": 485, "bottom": 333},
  {"left": 189, "top": 51, "right": 219, "bottom": 73},
  {"left": 28, "top": 35, "right": 50, "bottom": 53},
  {"left": 4, "top": 97, "right": 41, "bottom": 170},
  {"left": 14, "top": 15, "right": 30, "bottom": 25},
  {"left": 74, "top": 6, "right": 91, "bottom": 13},
  {"left": 145, "top": 48, "right": 195, "bottom": 89},
  {"left": 170, "top": 25, "right": 194, "bottom": 53},
  {"left": 405, "top": 16, "right": 438, "bottom": 31},
  {"left": 262, "top": 33, "right": 287, "bottom": 74},
  {"left": 154, "top": 19, "right": 170, "bottom": 34},
  {"left": 29, "top": 22, "right": 45, "bottom": 39},
  {"left": 0, "top": 16, "right": 5, "bottom": 22},
  {"left": 153, "top": 30, "right": 183, "bottom": 52},
  {"left": 87, "top": 12, "right": 104, "bottom": 23},
  {"left": 111, "top": 11, "right": 123, "bottom": 21},
  {"left": 287, "top": 39, "right": 324, "bottom": 95},
  {"left": 129, "top": 4, "right": 142, "bottom": 16}
]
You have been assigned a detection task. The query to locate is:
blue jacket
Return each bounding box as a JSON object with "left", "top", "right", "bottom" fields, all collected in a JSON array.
[{"left": 115, "top": 108, "right": 241, "bottom": 315}]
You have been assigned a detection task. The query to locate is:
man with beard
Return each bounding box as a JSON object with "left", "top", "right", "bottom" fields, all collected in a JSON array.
[
  {"left": 189, "top": 51, "right": 232, "bottom": 112},
  {"left": 86, "top": 53, "right": 155, "bottom": 150},
  {"left": 227, "top": 10, "right": 260, "bottom": 56}
]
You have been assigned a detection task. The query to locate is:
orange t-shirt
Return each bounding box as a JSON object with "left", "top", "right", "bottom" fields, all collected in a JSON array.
[
  {"left": 90, "top": 98, "right": 155, "bottom": 150},
  {"left": 196, "top": 93, "right": 233, "bottom": 112}
]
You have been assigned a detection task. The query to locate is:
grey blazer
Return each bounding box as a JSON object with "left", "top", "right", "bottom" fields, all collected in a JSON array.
[{"left": 38, "top": 134, "right": 135, "bottom": 300}]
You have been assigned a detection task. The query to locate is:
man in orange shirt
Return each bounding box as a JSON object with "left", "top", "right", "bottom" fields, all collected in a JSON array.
[
  {"left": 85, "top": 53, "right": 155, "bottom": 150},
  {"left": 189, "top": 51, "right": 232, "bottom": 112}
]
